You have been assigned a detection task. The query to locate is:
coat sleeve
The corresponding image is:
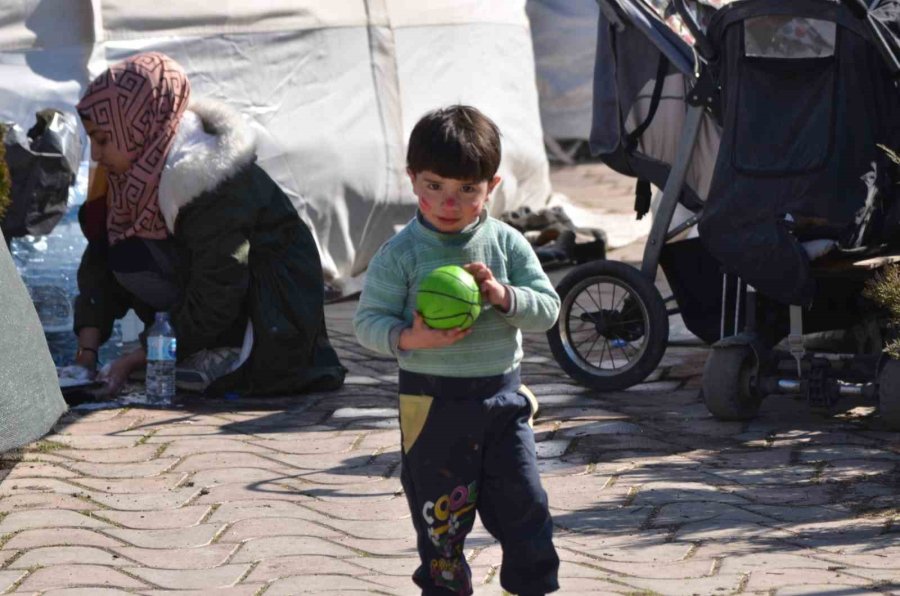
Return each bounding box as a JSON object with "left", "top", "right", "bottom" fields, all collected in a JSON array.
[
  {"left": 503, "top": 231, "right": 561, "bottom": 332},
  {"left": 353, "top": 244, "right": 409, "bottom": 357},
  {"left": 73, "top": 241, "right": 133, "bottom": 344},
  {"left": 171, "top": 193, "right": 251, "bottom": 358}
]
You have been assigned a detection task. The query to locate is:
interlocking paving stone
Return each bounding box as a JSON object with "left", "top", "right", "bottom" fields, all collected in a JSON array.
[
  {"left": 331, "top": 407, "right": 398, "bottom": 419},
  {"left": 299, "top": 495, "right": 412, "bottom": 521},
  {"left": 742, "top": 504, "right": 850, "bottom": 525},
  {"left": 88, "top": 488, "right": 200, "bottom": 511},
  {"left": 139, "top": 586, "right": 267, "bottom": 596},
  {"left": 123, "top": 564, "right": 251, "bottom": 590},
  {"left": 535, "top": 439, "right": 572, "bottom": 459},
  {"left": 192, "top": 482, "right": 312, "bottom": 506},
  {"left": 97, "top": 506, "right": 211, "bottom": 530},
  {"left": 3, "top": 528, "right": 125, "bottom": 550},
  {"left": 65, "top": 459, "right": 179, "bottom": 479},
  {"left": 231, "top": 536, "right": 359, "bottom": 561},
  {"left": 775, "top": 586, "right": 887, "bottom": 596},
  {"left": 559, "top": 540, "right": 695, "bottom": 564},
  {"left": 675, "top": 520, "right": 793, "bottom": 543},
  {"left": 111, "top": 544, "right": 238, "bottom": 570},
  {"left": 718, "top": 552, "right": 846, "bottom": 574},
  {"left": 232, "top": 435, "right": 361, "bottom": 455},
  {"left": 207, "top": 500, "right": 324, "bottom": 524},
  {"left": 798, "top": 445, "right": 900, "bottom": 463},
  {"left": 264, "top": 575, "right": 395, "bottom": 594},
  {"left": 41, "top": 588, "right": 136, "bottom": 596},
  {"left": 0, "top": 493, "right": 96, "bottom": 513},
  {"left": 557, "top": 420, "right": 644, "bottom": 439},
  {"left": 821, "top": 459, "right": 896, "bottom": 482},
  {"left": 219, "top": 516, "right": 342, "bottom": 542},
  {"left": 190, "top": 466, "right": 300, "bottom": 488},
  {"left": 16, "top": 565, "right": 148, "bottom": 591},
  {"left": 653, "top": 501, "right": 774, "bottom": 527},
  {"left": 52, "top": 445, "right": 162, "bottom": 464},
  {"left": 0, "top": 477, "right": 87, "bottom": 496},
  {"left": 622, "top": 573, "right": 747, "bottom": 595},
  {"left": 10, "top": 545, "right": 126, "bottom": 568},
  {"left": 162, "top": 438, "right": 276, "bottom": 457},
  {"left": 0, "top": 510, "right": 108, "bottom": 533},
  {"left": 745, "top": 568, "right": 873, "bottom": 591},
  {"left": 343, "top": 555, "right": 420, "bottom": 576},
  {"left": 244, "top": 554, "right": 368, "bottom": 582},
  {"left": 738, "top": 484, "right": 835, "bottom": 506},
  {"left": 104, "top": 524, "right": 224, "bottom": 549},
  {"left": 53, "top": 418, "right": 142, "bottom": 436},
  {"left": 174, "top": 452, "right": 296, "bottom": 473},
  {"left": 0, "top": 570, "right": 26, "bottom": 593},
  {"left": 74, "top": 474, "right": 188, "bottom": 494},
  {"left": 4, "top": 463, "right": 79, "bottom": 480}
]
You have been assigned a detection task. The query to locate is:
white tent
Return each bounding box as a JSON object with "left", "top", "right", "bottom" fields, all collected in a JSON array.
[
  {"left": 526, "top": 0, "right": 598, "bottom": 142},
  {"left": 0, "top": 0, "right": 553, "bottom": 289}
]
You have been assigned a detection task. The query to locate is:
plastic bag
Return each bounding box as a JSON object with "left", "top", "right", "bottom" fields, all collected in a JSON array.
[{"left": 1, "top": 110, "right": 82, "bottom": 241}]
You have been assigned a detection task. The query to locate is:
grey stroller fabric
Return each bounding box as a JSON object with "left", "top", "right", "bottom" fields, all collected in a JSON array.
[{"left": 0, "top": 238, "right": 66, "bottom": 452}]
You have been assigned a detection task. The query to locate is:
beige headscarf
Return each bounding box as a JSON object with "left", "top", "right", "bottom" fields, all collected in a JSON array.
[{"left": 77, "top": 52, "right": 191, "bottom": 244}]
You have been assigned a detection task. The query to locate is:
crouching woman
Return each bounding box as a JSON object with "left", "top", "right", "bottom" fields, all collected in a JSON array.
[{"left": 72, "top": 52, "right": 345, "bottom": 396}]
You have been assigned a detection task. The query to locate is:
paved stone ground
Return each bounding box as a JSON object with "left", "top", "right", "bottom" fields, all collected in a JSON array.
[{"left": 1, "top": 165, "right": 900, "bottom": 595}]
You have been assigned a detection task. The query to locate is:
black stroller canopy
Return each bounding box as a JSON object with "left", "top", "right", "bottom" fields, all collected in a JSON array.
[
  {"left": 690, "top": 0, "right": 900, "bottom": 74},
  {"left": 696, "top": 0, "right": 900, "bottom": 305}
]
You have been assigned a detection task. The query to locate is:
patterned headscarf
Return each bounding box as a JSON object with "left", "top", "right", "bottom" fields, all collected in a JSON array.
[{"left": 77, "top": 52, "right": 191, "bottom": 244}]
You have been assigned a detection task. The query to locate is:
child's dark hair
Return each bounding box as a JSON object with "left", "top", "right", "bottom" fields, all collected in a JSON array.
[{"left": 406, "top": 105, "right": 501, "bottom": 182}]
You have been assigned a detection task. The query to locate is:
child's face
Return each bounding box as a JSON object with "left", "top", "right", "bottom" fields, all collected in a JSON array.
[{"left": 409, "top": 169, "right": 501, "bottom": 233}]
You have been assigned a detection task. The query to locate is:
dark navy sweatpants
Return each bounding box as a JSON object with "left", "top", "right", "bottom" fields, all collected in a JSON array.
[{"left": 398, "top": 369, "right": 560, "bottom": 596}]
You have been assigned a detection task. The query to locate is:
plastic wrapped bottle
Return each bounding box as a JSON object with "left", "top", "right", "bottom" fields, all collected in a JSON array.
[{"left": 146, "top": 312, "right": 176, "bottom": 405}]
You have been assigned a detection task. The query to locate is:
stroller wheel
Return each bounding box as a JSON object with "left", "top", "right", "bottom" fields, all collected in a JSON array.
[
  {"left": 877, "top": 359, "right": 900, "bottom": 430},
  {"left": 702, "top": 345, "right": 761, "bottom": 421},
  {"left": 547, "top": 260, "right": 668, "bottom": 391}
]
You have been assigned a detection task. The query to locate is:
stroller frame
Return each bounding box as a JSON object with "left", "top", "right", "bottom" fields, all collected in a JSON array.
[{"left": 547, "top": 0, "right": 900, "bottom": 428}]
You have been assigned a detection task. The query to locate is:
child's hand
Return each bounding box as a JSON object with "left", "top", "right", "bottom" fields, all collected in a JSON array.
[
  {"left": 398, "top": 312, "right": 471, "bottom": 350},
  {"left": 464, "top": 262, "right": 511, "bottom": 312}
]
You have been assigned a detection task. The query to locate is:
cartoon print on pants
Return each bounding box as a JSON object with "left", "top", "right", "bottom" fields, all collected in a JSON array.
[{"left": 422, "top": 480, "right": 479, "bottom": 592}]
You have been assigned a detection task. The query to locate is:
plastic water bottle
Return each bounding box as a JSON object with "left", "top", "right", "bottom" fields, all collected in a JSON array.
[{"left": 146, "top": 312, "right": 177, "bottom": 405}]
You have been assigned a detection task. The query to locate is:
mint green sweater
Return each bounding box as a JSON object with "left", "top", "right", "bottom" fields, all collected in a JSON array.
[{"left": 353, "top": 213, "right": 560, "bottom": 377}]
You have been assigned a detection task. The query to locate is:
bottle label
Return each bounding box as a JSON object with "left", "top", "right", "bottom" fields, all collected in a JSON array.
[{"left": 147, "top": 337, "right": 177, "bottom": 361}]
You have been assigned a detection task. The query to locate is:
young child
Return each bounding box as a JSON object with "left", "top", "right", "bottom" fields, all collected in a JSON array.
[{"left": 354, "top": 105, "right": 561, "bottom": 595}]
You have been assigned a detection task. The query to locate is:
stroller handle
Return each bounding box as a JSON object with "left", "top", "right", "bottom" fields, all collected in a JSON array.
[
  {"left": 838, "top": 0, "right": 868, "bottom": 19},
  {"left": 672, "top": 0, "right": 716, "bottom": 61}
]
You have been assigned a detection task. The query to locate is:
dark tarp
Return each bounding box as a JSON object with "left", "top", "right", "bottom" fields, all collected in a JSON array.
[
  {"left": 1, "top": 111, "right": 81, "bottom": 243},
  {"left": 0, "top": 236, "right": 67, "bottom": 453}
]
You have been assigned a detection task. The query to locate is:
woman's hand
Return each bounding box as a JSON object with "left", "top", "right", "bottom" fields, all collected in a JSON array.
[
  {"left": 464, "top": 262, "right": 511, "bottom": 312},
  {"left": 398, "top": 312, "right": 471, "bottom": 351},
  {"left": 95, "top": 349, "right": 146, "bottom": 397}
]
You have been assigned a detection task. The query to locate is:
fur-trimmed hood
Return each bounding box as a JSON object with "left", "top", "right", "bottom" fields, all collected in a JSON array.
[{"left": 159, "top": 98, "right": 257, "bottom": 233}]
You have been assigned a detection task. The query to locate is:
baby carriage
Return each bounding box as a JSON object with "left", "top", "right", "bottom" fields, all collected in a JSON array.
[{"left": 547, "top": 0, "right": 900, "bottom": 427}]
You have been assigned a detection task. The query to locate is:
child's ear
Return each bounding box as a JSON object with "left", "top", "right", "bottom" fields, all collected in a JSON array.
[
  {"left": 407, "top": 168, "right": 417, "bottom": 186},
  {"left": 487, "top": 175, "right": 502, "bottom": 194}
]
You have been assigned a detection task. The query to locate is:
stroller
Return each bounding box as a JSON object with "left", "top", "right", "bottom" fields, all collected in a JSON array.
[{"left": 547, "top": 0, "right": 900, "bottom": 427}]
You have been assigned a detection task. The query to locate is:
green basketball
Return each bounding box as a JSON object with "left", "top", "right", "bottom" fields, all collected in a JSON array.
[{"left": 416, "top": 265, "right": 482, "bottom": 330}]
